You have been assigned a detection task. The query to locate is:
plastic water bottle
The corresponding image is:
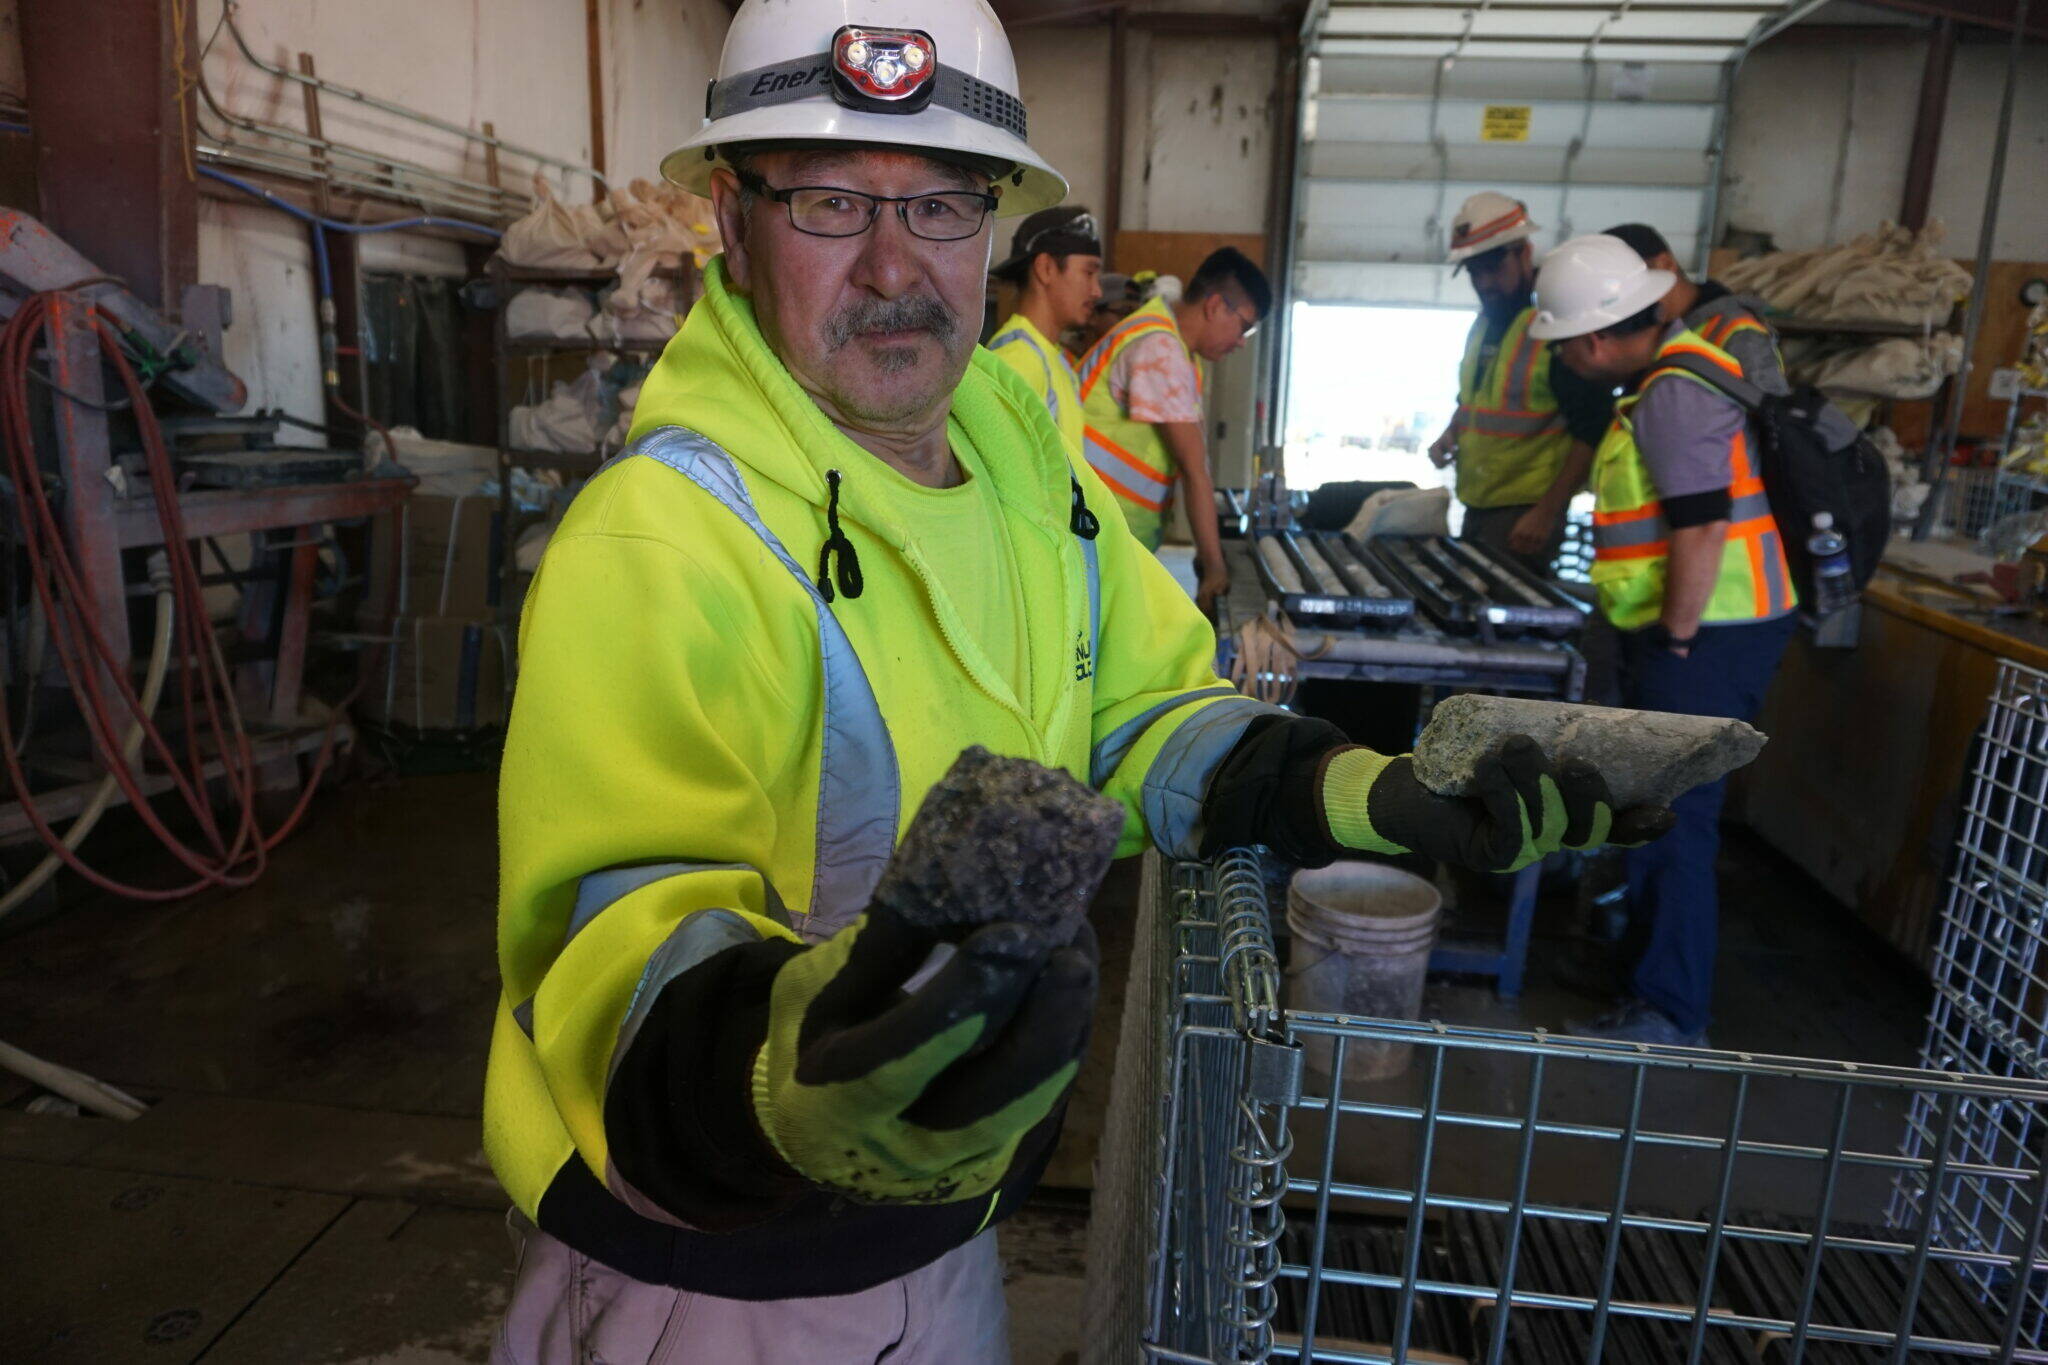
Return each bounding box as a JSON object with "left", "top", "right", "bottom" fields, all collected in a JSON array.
[{"left": 1806, "top": 513, "right": 1857, "bottom": 616}]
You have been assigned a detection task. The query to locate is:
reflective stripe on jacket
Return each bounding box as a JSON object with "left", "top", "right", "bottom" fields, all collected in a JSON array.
[
  {"left": 1077, "top": 297, "right": 1201, "bottom": 547},
  {"left": 1453, "top": 305, "right": 1574, "bottom": 510},
  {"left": 988, "top": 313, "right": 1084, "bottom": 454},
  {"left": 1589, "top": 327, "right": 1798, "bottom": 631},
  {"left": 485, "top": 256, "right": 1278, "bottom": 1295}
]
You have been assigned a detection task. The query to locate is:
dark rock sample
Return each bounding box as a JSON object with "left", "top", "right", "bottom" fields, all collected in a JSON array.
[{"left": 870, "top": 746, "right": 1126, "bottom": 944}]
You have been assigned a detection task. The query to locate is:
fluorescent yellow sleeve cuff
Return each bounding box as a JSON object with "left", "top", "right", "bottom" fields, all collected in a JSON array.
[{"left": 1321, "top": 748, "right": 1406, "bottom": 854}]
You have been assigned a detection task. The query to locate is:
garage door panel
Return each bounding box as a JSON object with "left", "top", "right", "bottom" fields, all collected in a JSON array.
[
  {"left": 1324, "top": 8, "right": 1767, "bottom": 42},
  {"left": 1307, "top": 142, "right": 1712, "bottom": 188},
  {"left": 1316, "top": 37, "right": 1753, "bottom": 61},
  {"left": 1316, "top": 55, "right": 1728, "bottom": 102},
  {"left": 1311, "top": 96, "right": 1718, "bottom": 151}
]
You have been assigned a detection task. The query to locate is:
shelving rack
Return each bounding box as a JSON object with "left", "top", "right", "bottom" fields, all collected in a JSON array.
[{"left": 487, "top": 258, "right": 697, "bottom": 613}]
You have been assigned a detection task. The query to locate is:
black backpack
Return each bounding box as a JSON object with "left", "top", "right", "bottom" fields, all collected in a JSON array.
[{"left": 1652, "top": 354, "right": 1892, "bottom": 605}]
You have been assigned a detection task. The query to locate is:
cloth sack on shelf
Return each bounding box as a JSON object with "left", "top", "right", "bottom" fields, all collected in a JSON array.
[
  {"left": 1719, "top": 221, "right": 1969, "bottom": 328},
  {"left": 364, "top": 427, "right": 496, "bottom": 496},
  {"left": 505, "top": 285, "right": 598, "bottom": 341},
  {"left": 497, "top": 175, "right": 607, "bottom": 271},
  {"left": 1802, "top": 334, "right": 1961, "bottom": 401},
  {"left": 509, "top": 356, "right": 618, "bottom": 454},
  {"left": 604, "top": 179, "right": 719, "bottom": 337}
]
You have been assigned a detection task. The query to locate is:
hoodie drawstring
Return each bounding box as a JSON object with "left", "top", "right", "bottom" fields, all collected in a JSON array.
[
  {"left": 1069, "top": 475, "right": 1100, "bottom": 541},
  {"left": 815, "top": 468, "right": 1095, "bottom": 607},
  {"left": 815, "top": 468, "right": 864, "bottom": 602}
]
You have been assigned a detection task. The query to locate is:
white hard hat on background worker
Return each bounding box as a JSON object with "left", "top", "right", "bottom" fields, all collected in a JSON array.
[
  {"left": 1526, "top": 234, "right": 1678, "bottom": 340},
  {"left": 661, "top": 0, "right": 1067, "bottom": 216},
  {"left": 1446, "top": 191, "right": 1540, "bottom": 268}
]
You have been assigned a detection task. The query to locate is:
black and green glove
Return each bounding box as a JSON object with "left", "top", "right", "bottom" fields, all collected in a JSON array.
[
  {"left": 751, "top": 910, "right": 1097, "bottom": 1205},
  {"left": 1320, "top": 735, "right": 1674, "bottom": 873}
]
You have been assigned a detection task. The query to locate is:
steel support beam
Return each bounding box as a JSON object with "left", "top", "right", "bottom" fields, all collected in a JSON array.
[
  {"left": 1915, "top": 0, "right": 2030, "bottom": 537},
  {"left": 1899, "top": 17, "right": 1956, "bottom": 231},
  {"left": 19, "top": 0, "right": 199, "bottom": 313},
  {"left": 1105, "top": 7, "right": 1128, "bottom": 262}
]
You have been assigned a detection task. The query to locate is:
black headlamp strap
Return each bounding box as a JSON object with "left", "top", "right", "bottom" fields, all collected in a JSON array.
[{"left": 705, "top": 54, "right": 1027, "bottom": 139}]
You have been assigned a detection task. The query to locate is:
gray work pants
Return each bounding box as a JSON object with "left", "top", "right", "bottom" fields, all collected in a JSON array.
[{"left": 490, "top": 1217, "right": 1010, "bottom": 1364}]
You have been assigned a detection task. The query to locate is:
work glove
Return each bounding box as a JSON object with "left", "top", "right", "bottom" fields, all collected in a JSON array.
[
  {"left": 1319, "top": 735, "right": 1674, "bottom": 874},
  {"left": 751, "top": 909, "right": 1097, "bottom": 1205}
]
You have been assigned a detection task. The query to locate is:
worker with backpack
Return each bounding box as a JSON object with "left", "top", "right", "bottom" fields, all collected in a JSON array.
[{"left": 1529, "top": 234, "right": 1811, "bottom": 1047}]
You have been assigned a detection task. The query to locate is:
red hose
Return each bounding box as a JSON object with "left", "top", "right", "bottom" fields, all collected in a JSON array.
[{"left": 0, "top": 290, "right": 347, "bottom": 899}]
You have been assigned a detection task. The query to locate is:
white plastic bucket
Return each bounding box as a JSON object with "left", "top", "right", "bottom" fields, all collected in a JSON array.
[{"left": 1285, "top": 861, "right": 1443, "bottom": 1082}]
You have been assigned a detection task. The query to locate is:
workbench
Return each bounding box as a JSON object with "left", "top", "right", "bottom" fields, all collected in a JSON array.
[
  {"left": 1213, "top": 538, "right": 1588, "bottom": 996},
  {"left": 1735, "top": 562, "right": 2048, "bottom": 968}
]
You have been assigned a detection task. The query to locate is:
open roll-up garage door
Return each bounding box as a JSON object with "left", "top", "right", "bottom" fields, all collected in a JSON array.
[{"left": 1289, "top": 0, "right": 1819, "bottom": 308}]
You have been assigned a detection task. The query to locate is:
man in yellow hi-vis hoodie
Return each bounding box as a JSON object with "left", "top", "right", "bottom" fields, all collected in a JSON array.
[{"left": 486, "top": 4, "right": 1670, "bottom": 1361}]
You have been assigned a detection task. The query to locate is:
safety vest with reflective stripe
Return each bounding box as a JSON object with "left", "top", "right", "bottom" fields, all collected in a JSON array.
[
  {"left": 1693, "top": 307, "right": 1771, "bottom": 352},
  {"left": 1077, "top": 297, "right": 1202, "bottom": 548},
  {"left": 988, "top": 313, "right": 1085, "bottom": 454},
  {"left": 485, "top": 256, "right": 1281, "bottom": 1299},
  {"left": 1453, "top": 305, "right": 1575, "bottom": 510},
  {"left": 1590, "top": 328, "right": 1798, "bottom": 631}
]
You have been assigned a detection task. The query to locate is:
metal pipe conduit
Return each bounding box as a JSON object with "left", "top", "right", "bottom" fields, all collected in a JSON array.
[{"left": 218, "top": 4, "right": 606, "bottom": 187}]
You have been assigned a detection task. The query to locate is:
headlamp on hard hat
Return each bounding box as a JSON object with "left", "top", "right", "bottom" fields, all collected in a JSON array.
[{"left": 832, "top": 27, "right": 937, "bottom": 114}]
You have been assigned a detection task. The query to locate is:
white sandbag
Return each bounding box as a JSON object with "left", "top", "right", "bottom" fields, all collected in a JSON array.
[
  {"left": 364, "top": 427, "right": 497, "bottom": 496},
  {"left": 1806, "top": 334, "right": 1960, "bottom": 401},
  {"left": 497, "top": 175, "right": 605, "bottom": 271},
  {"left": 505, "top": 285, "right": 597, "bottom": 340},
  {"left": 1345, "top": 486, "right": 1452, "bottom": 540},
  {"left": 1718, "top": 221, "right": 1968, "bottom": 328},
  {"left": 509, "top": 358, "right": 618, "bottom": 454}
]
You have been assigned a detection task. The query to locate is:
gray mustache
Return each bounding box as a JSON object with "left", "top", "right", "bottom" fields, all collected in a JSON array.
[{"left": 826, "top": 296, "right": 958, "bottom": 349}]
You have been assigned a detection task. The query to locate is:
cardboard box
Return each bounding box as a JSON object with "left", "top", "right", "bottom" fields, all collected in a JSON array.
[
  {"left": 361, "top": 615, "right": 511, "bottom": 732},
  {"left": 368, "top": 494, "right": 504, "bottom": 619}
]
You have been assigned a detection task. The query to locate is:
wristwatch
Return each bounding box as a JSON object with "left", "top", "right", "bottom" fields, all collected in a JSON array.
[{"left": 1648, "top": 622, "right": 1697, "bottom": 655}]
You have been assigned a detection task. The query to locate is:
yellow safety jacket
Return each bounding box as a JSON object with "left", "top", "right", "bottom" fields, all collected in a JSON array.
[
  {"left": 988, "top": 312, "right": 1084, "bottom": 454},
  {"left": 486, "top": 257, "right": 1274, "bottom": 1295},
  {"left": 1077, "top": 297, "right": 1202, "bottom": 550},
  {"left": 1590, "top": 327, "right": 1798, "bottom": 631},
  {"left": 1453, "top": 305, "right": 1574, "bottom": 510}
]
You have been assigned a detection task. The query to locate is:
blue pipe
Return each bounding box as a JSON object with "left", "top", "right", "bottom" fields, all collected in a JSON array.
[
  {"left": 0, "top": 120, "right": 30, "bottom": 135},
  {"left": 198, "top": 166, "right": 501, "bottom": 299},
  {"left": 197, "top": 166, "right": 502, "bottom": 400}
]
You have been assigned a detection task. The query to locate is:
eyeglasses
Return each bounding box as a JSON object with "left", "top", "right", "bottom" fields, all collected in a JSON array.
[
  {"left": 1229, "top": 304, "right": 1261, "bottom": 340},
  {"left": 735, "top": 169, "right": 997, "bottom": 242}
]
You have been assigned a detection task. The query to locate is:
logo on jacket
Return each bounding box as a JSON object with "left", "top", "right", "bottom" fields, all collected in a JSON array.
[{"left": 1074, "top": 633, "right": 1094, "bottom": 682}]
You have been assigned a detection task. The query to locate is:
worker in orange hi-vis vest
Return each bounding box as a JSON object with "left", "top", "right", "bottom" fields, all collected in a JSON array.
[
  {"left": 1076, "top": 248, "right": 1270, "bottom": 615},
  {"left": 1432, "top": 191, "right": 1618, "bottom": 575}
]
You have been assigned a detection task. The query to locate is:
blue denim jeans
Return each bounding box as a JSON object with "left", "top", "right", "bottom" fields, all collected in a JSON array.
[{"left": 1619, "top": 612, "right": 1796, "bottom": 1034}]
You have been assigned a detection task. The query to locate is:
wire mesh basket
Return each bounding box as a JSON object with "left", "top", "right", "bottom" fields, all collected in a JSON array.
[
  {"left": 1891, "top": 659, "right": 2048, "bottom": 1346},
  {"left": 1090, "top": 847, "right": 2048, "bottom": 1364}
]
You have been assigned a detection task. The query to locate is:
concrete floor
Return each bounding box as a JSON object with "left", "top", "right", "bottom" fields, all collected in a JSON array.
[{"left": 0, "top": 769, "right": 1930, "bottom": 1362}]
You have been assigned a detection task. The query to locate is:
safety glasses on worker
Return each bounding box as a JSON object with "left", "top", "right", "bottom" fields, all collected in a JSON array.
[{"left": 734, "top": 169, "right": 998, "bottom": 241}]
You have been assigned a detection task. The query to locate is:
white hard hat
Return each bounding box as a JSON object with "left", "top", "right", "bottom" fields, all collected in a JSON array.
[
  {"left": 662, "top": 0, "right": 1066, "bottom": 217},
  {"left": 1446, "top": 191, "right": 1539, "bottom": 266},
  {"left": 1527, "top": 234, "right": 1678, "bottom": 341}
]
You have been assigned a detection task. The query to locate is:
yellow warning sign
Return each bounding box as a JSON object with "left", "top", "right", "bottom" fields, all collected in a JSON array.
[{"left": 1480, "top": 105, "right": 1532, "bottom": 143}]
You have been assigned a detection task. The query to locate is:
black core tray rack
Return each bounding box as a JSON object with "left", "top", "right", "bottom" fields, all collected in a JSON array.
[
  {"left": 1367, "top": 534, "right": 1587, "bottom": 640},
  {"left": 1249, "top": 529, "right": 1417, "bottom": 631}
]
